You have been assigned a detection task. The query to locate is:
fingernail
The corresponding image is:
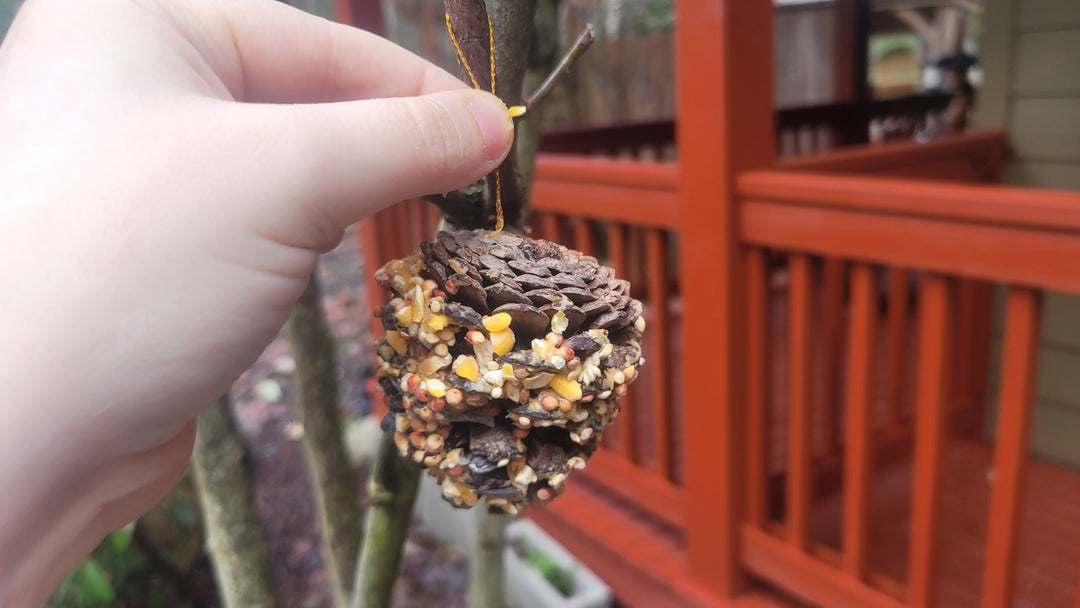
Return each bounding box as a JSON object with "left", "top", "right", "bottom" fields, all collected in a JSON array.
[{"left": 468, "top": 94, "right": 513, "bottom": 162}]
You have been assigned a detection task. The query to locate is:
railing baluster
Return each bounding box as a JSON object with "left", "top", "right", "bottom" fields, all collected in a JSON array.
[
  {"left": 843, "top": 263, "right": 876, "bottom": 579},
  {"left": 360, "top": 217, "right": 387, "bottom": 310},
  {"left": 572, "top": 217, "right": 595, "bottom": 257},
  {"left": 607, "top": 223, "right": 636, "bottom": 462},
  {"left": 953, "top": 279, "right": 977, "bottom": 411},
  {"left": 389, "top": 203, "right": 408, "bottom": 258},
  {"left": 908, "top": 274, "right": 951, "bottom": 608},
  {"left": 746, "top": 247, "right": 770, "bottom": 528},
  {"left": 821, "top": 258, "right": 846, "bottom": 455},
  {"left": 422, "top": 199, "right": 439, "bottom": 236},
  {"left": 884, "top": 268, "right": 909, "bottom": 425},
  {"left": 788, "top": 253, "right": 814, "bottom": 551},
  {"left": 982, "top": 287, "right": 1042, "bottom": 608},
  {"left": 646, "top": 228, "right": 672, "bottom": 479},
  {"left": 408, "top": 198, "right": 425, "bottom": 246},
  {"left": 1075, "top": 560, "right": 1080, "bottom": 608},
  {"left": 541, "top": 212, "right": 560, "bottom": 243}
]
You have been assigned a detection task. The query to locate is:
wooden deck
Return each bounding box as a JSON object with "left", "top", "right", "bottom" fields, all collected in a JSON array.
[{"left": 809, "top": 439, "right": 1080, "bottom": 608}]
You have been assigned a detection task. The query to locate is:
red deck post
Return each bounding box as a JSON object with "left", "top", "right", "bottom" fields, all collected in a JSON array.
[{"left": 677, "top": 0, "right": 775, "bottom": 597}]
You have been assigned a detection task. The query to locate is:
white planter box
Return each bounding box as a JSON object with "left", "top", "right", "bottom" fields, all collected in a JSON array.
[{"left": 504, "top": 519, "right": 612, "bottom": 608}]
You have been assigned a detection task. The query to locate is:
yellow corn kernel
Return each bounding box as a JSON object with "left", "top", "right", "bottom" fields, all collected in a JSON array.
[
  {"left": 482, "top": 312, "right": 512, "bottom": 333},
  {"left": 453, "top": 355, "right": 480, "bottom": 382},
  {"left": 490, "top": 328, "right": 515, "bottom": 357},
  {"left": 385, "top": 331, "right": 408, "bottom": 356},
  {"left": 549, "top": 373, "right": 582, "bottom": 401},
  {"left": 501, "top": 363, "right": 515, "bottom": 379},
  {"left": 394, "top": 306, "right": 414, "bottom": 327},
  {"left": 426, "top": 314, "right": 449, "bottom": 331},
  {"left": 426, "top": 378, "right": 446, "bottom": 399}
]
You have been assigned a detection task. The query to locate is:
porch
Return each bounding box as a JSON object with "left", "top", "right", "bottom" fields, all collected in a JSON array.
[{"left": 348, "top": 0, "right": 1080, "bottom": 606}]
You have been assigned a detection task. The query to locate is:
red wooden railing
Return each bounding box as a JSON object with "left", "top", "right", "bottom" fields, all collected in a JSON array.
[
  {"left": 732, "top": 168, "right": 1080, "bottom": 608},
  {"left": 349, "top": 1, "right": 1080, "bottom": 607},
  {"left": 358, "top": 131, "right": 1080, "bottom": 608}
]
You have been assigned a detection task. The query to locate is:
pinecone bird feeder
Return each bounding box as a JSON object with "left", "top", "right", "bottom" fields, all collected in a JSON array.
[{"left": 374, "top": 229, "right": 645, "bottom": 513}]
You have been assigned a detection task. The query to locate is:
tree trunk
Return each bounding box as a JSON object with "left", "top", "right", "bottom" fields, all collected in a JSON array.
[
  {"left": 192, "top": 395, "right": 276, "bottom": 608},
  {"left": 287, "top": 270, "right": 363, "bottom": 606},
  {"left": 348, "top": 434, "right": 421, "bottom": 608}
]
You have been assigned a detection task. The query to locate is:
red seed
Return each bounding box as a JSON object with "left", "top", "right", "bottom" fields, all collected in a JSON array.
[{"left": 409, "top": 432, "right": 425, "bottom": 449}]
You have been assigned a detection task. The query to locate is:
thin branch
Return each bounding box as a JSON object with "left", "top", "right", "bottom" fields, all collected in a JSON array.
[
  {"left": 348, "top": 434, "right": 421, "bottom": 608},
  {"left": 287, "top": 269, "right": 363, "bottom": 607},
  {"left": 192, "top": 395, "right": 276, "bottom": 608},
  {"left": 525, "top": 25, "right": 595, "bottom": 113}
]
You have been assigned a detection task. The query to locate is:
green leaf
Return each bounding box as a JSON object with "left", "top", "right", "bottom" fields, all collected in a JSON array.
[
  {"left": 73, "top": 559, "right": 115, "bottom": 606},
  {"left": 108, "top": 524, "right": 134, "bottom": 552}
]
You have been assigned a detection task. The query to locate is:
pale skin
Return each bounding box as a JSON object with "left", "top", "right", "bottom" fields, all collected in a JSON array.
[{"left": 0, "top": 0, "right": 514, "bottom": 605}]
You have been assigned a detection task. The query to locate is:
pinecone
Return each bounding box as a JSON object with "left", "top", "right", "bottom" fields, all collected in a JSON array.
[{"left": 373, "top": 229, "right": 645, "bottom": 513}]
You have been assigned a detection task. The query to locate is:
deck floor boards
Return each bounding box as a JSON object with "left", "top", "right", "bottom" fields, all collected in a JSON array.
[{"left": 810, "top": 440, "right": 1080, "bottom": 607}]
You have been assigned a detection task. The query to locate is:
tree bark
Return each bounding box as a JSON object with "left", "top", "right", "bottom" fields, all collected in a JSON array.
[
  {"left": 349, "top": 434, "right": 421, "bottom": 608},
  {"left": 192, "top": 395, "right": 276, "bottom": 608},
  {"left": 287, "top": 270, "right": 363, "bottom": 606},
  {"left": 468, "top": 509, "right": 511, "bottom": 608}
]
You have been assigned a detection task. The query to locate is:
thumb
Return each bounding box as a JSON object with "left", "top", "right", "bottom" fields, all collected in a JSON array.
[{"left": 230, "top": 89, "right": 514, "bottom": 243}]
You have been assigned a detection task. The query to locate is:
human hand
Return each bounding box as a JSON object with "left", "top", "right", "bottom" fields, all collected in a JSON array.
[{"left": 0, "top": 0, "right": 513, "bottom": 604}]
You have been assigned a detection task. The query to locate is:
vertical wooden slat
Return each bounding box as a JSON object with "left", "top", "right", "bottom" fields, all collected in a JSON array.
[
  {"left": 745, "top": 247, "right": 770, "bottom": 529},
  {"left": 821, "top": 258, "right": 846, "bottom": 455},
  {"left": 953, "top": 279, "right": 977, "bottom": 409},
  {"left": 422, "top": 200, "right": 439, "bottom": 236},
  {"left": 410, "top": 199, "right": 427, "bottom": 245},
  {"left": 386, "top": 204, "right": 405, "bottom": 259},
  {"left": 540, "top": 212, "right": 560, "bottom": 243},
  {"left": 907, "top": 274, "right": 952, "bottom": 608},
  {"left": 678, "top": 0, "right": 774, "bottom": 595},
  {"left": 1075, "top": 560, "right": 1080, "bottom": 608},
  {"left": 359, "top": 216, "right": 387, "bottom": 310},
  {"left": 843, "top": 263, "right": 876, "bottom": 580},
  {"left": 608, "top": 223, "right": 628, "bottom": 279},
  {"left": 787, "top": 254, "right": 814, "bottom": 552},
  {"left": 572, "top": 217, "right": 595, "bottom": 257},
  {"left": 645, "top": 228, "right": 672, "bottom": 479},
  {"left": 628, "top": 227, "right": 645, "bottom": 294},
  {"left": 608, "top": 223, "right": 636, "bottom": 462},
  {"left": 884, "top": 268, "right": 909, "bottom": 425},
  {"left": 982, "top": 287, "right": 1042, "bottom": 608},
  {"left": 967, "top": 281, "right": 996, "bottom": 437}
]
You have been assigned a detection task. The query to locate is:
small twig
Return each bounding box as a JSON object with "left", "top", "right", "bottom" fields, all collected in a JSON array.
[{"left": 523, "top": 25, "right": 595, "bottom": 113}]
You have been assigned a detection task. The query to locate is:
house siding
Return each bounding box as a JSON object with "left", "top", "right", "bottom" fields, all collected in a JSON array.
[{"left": 976, "top": 0, "right": 1080, "bottom": 468}]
